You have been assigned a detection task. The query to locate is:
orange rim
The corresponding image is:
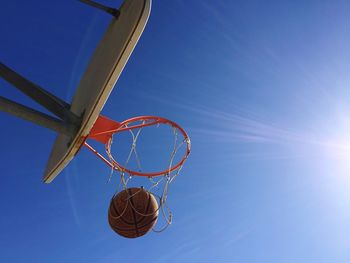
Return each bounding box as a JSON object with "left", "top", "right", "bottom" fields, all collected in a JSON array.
[{"left": 106, "top": 116, "right": 191, "bottom": 177}]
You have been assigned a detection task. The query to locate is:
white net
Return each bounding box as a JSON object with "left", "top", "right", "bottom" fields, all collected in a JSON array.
[{"left": 105, "top": 117, "right": 190, "bottom": 232}]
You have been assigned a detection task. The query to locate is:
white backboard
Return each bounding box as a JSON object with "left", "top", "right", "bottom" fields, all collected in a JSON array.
[{"left": 43, "top": 0, "right": 151, "bottom": 183}]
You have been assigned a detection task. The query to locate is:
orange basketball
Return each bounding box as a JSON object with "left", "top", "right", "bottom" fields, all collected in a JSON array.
[{"left": 108, "top": 187, "right": 159, "bottom": 238}]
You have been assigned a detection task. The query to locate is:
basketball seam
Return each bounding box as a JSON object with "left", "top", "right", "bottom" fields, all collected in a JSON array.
[
  {"left": 127, "top": 188, "right": 140, "bottom": 237},
  {"left": 110, "top": 197, "right": 135, "bottom": 225},
  {"left": 137, "top": 215, "right": 158, "bottom": 230},
  {"left": 135, "top": 192, "right": 153, "bottom": 225},
  {"left": 134, "top": 192, "right": 158, "bottom": 230},
  {"left": 130, "top": 189, "right": 151, "bottom": 224},
  {"left": 108, "top": 223, "right": 151, "bottom": 234}
]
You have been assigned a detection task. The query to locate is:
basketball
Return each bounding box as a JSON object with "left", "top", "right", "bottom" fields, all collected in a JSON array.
[{"left": 108, "top": 187, "right": 159, "bottom": 238}]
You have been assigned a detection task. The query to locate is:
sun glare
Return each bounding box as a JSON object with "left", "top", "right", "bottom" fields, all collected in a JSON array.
[{"left": 303, "top": 110, "right": 350, "bottom": 188}]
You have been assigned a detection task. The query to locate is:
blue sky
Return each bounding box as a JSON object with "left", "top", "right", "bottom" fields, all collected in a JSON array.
[{"left": 1, "top": 0, "right": 350, "bottom": 262}]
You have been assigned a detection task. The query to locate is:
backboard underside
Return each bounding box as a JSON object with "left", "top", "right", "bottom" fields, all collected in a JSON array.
[{"left": 43, "top": 0, "right": 151, "bottom": 183}]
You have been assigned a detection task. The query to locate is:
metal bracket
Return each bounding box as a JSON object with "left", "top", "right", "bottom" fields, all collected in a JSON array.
[{"left": 79, "top": 0, "right": 120, "bottom": 18}]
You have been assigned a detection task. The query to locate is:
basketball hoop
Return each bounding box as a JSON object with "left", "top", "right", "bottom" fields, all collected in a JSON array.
[
  {"left": 85, "top": 115, "right": 190, "bottom": 177},
  {"left": 84, "top": 115, "right": 191, "bottom": 232}
]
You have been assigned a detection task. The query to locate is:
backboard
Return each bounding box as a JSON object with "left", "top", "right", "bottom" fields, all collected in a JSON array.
[{"left": 43, "top": 0, "right": 151, "bottom": 183}]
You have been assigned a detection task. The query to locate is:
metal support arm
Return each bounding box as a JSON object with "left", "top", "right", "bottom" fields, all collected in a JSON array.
[
  {"left": 0, "top": 62, "right": 80, "bottom": 125},
  {"left": 0, "top": 96, "right": 76, "bottom": 136},
  {"left": 79, "top": 0, "right": 120, "bottom": 18}
]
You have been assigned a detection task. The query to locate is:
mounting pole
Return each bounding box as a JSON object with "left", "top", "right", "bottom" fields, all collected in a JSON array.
[
  {"left": 79, "top": 0, "right": 120, "bottom": 18},
  {"left": 0, "top": 96, "right": 76, "bottom": 136},
  {"left": 0, "top": 63, "right": 80, "bottom": 125},
  {"left": 0, "top": 62, "right": 81, "bottom": 135}
]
